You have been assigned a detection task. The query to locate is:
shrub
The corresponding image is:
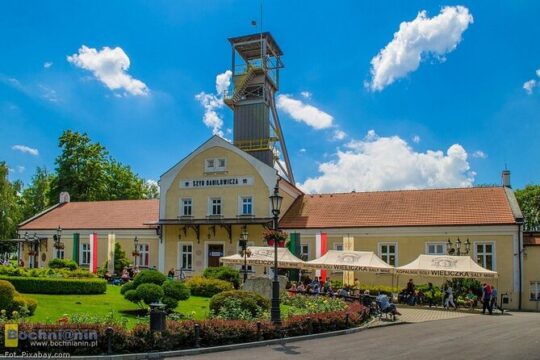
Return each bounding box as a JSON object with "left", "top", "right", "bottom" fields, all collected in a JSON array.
[
  {"left": 136, "top": 283, "right": 164, "bottom": 305},
  {"left": 0, "top": 280, "right": 16, "bottom": 310},
  {"left": 48, "top": 258, "right": 78, "bottom": 270},
  {"left": 133, "top": 270, "right": 166, "bottom": 287},
  {"left": 124, "top": 289, "right": 141, "bottom": 304},
  {"left": 0, "top": 265, "right": 95, "bottom": 278},
  {"left": 113, "top": 242, "right": 131, "bottom": 275},
  {"left": 0, "top": 276, "right": 106, "bottom": 294},
  {"left": 120, "top": 281, "right": 136, "bottom": 295},
  {"left": 162, "top": 296, "right": 179, "bottom": 310},
  {"left": 11, "top": 294, "right": 38, "bottom": 316},
  {"left": 185, "top": 276, "right": 233, "bottom": 297},
  {"left": 203, "top": 267, "right": 241, "bottom": 289},
  {"left": 281, "top": 295, "right": 347, "bottom": 316},
  {"left": 210, "top": 290, "right": 270, "bottom": 318},
  {"left": 163, "top": 280, "right": 190, "bottom": 301}
]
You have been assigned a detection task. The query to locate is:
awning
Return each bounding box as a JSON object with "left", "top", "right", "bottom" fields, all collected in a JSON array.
[
  {"left": 220, "top": 246, "right": 305, "bottom": 269},
  {"left": 396, "top": 255, "right": 498, "bottom": 279},
  {"left": 304, "top": 250, "right": 394, "bottom": 273}
]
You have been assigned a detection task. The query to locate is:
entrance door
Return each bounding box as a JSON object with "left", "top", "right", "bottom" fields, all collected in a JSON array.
[{"left": 207, "top": 244, "right": 224, "bottom": 268}]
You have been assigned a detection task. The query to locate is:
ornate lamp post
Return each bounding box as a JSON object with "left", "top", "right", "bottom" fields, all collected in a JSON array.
[
  {"left": 132, "top": 236, "right": 140, "bottom": 264},
  {"left": 239, "top": 226, "right": 251, "bottom": 283},
  {"left": 53, "top": 226, "right": 64, "bottom": 252},
  {"left": 447, "top": 237, "right": 471, "bottom": 256},
  {"left": 269, "top": 182, "right": 283, "bottom": 326}
]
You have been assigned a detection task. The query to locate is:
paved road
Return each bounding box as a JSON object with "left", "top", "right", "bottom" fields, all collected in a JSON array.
[{"left": 173, "top": 312, "right": 540, "bottom": 360}]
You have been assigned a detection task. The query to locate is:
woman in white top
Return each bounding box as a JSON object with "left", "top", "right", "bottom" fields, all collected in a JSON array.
[{"left": 444, "top": 286, "right": 457, "bottom": 309}]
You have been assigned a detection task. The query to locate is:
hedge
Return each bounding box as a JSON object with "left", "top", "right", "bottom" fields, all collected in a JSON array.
[
  {"left": 0, "top": 303, "right": 368, "bottom": 355},
  {"left": 185, "top": 276, "right": 233, "bottom": 297},
  {"left": 0, "top": 276, "right": 107, "bottom": 295},
  {"left": 209, "top": 290, "right": 270, "bottom": 317}
]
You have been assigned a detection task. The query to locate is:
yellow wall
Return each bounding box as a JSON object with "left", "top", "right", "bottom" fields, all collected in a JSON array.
[{"left": 523, "top": 246, "right": 540, "bottom": 311}]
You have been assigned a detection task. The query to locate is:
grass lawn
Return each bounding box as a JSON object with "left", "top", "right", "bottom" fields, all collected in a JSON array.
[{"left": 23, "top": 285, "right": 210, "bottom": 328}]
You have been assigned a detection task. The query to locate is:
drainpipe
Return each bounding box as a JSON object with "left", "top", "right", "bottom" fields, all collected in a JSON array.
[{"left": 517, "top": 219, "right": 524, "bottom": 311}]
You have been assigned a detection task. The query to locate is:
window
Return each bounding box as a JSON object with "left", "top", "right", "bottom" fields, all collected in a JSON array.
[
  {"left": 218, "top": 158, "right": 226, "bottom": 168},
  {"left": 300, "top": 244, "right": 309, "bottom": 260},
  {"left": 206, "top": 159, "right": 215, "bottom": 170},
  {"left": 181, "top": 198, "right": 192, "bottom": 216},
  {"left": 136, "top": 243, "right": 149, "bottom": 267},
  {"left": 179, "top": 242, "right": 193, "bottom": 271},
  {"left": 80, "top": 243, "right": 91, "bottom": 265},
  {"left": 54, "top": 248, "right": 65, "bottom": 259},
  {"left": 209, "top": 198, "right": 222, "bottom": 216},
  {"left": 334, "top": 243, "right": 344, "bottom": 251},
  {"left": 205, "top": 158, "right": 227, "bottom": 172},
  {"left": 426, "top": 242, "right": 446, "bottom": 255},
  {"left": 241, "top": 196, "right": 253, "bottom": 215},
  {"left": 530, "top": 282, "right": 540, "bottom": 301},
  {"left": 475, "top": 242, "right": 495, "bottom": 270},
  {"left": 379, "top": 243, "right": 398, "bottom": 266}
]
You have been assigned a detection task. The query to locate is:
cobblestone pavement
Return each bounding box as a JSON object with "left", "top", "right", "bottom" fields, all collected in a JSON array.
[{"left": 392, "top": 306, "right": 477, "bottom": 323}]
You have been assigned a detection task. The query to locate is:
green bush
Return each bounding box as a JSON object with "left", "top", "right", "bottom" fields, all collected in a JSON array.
[
  {"left": 120, "top": 281, "right": 136, "bottom": 295},
  {"left": 0, "top": 280, "right": 16, "bottom": 310},
  {"left": 136, "top": 283, "right": 164, "bottom": 305},
  {"left": 162, "top": 296, "right": 179, "bottom": 310},
  {"left": 163, "top": 280, "right": 190, "bottom": 301},
  {"left": 203, "top": 267, "right": 241, "bottom": 289},
  {"left": 185, "top": 276, "right": 233, "bottom": 297},
  {"left": 124, "top": 290, "right": 140, "bottom": 303},
  {"left": 0, "top": 265, "right": 95, "bottom": 278},
  {"left": 133, "top": 270, "right": 166, "bottom": 287},
  {"left": 0, "top": 276, "right": 106, "bottom": 294},
  {"left": 48, "top": 258, "right": 78, "bottom": 270},
  {"left": 209, "top": 290, "right": 270, "bottom": 319},
  {"left": 11, "top": 294, "right": 38, "bottom": 316}
]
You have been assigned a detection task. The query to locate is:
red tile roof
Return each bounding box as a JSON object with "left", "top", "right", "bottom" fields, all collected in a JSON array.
[
  {"left": 279, "top": 187, "right": 518, "bottom": 229},
  {"left": 524, "top": 233, "right": 540, "bottom": 246},
  {"left": 19, "top": 199, "right": 159, "bottom": 230}
]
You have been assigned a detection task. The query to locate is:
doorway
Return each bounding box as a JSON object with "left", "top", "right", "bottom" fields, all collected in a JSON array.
[{"left": 206, "top": 243, "right": 224, "bottom": 268}]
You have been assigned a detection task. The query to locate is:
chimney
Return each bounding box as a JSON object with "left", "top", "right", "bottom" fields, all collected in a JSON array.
[
  {"left": 502, "top": 170, "right": 511, "bottom": 188},
  {"left": 59, "top": 192, "right": 71, "bottom": 204}
]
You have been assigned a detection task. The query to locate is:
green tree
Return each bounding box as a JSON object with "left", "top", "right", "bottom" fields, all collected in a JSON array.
[
  {"left": 515, "top": 185, "right": 540, "bottom": 231},
  {"left": 20, "top": 167, "right": 55, "bottom": 219},
  {"left": 0, "top": 162, "right": 22, "bottom": 252},
  {"left": 114, "top": 242, "right": 131, "bottom": 274},
  {"left": 143, "top": 180, "right": 159, "bottom": 199},
  {"left": 51, "top": 130, "right": 109, "bottom": 202},
  {"left": 105, "top": 160, "right": 146, "bottom": 200}
]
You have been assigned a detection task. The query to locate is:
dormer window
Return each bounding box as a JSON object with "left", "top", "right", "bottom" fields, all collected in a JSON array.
[{"left": 206, "top": 159, "right": 215, "bottom": 169}]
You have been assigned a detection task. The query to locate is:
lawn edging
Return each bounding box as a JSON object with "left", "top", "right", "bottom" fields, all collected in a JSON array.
[
  {"left": 71, "top": 318, "right": 405, "bottom": 360},
  {"left": 0, "top": 275, "right": 107, "bottom": 294}
]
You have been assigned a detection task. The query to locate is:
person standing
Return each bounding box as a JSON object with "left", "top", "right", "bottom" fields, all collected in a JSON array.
[
  {"left": 490, "top": 286, "right": 500, "bottom": 313},
  {"left": 482, "top": 283, "right": 493, "bottom": 315},
  {"left": 444, "top": 285, "right": 457, "bottom": 310},
  {"left": 427, "top": 282, "right": 435, "bottom": 308}
]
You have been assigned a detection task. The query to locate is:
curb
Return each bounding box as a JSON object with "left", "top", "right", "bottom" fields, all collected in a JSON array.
[{"left": 70, "top": 319, "right": 406, "bottom": 360}]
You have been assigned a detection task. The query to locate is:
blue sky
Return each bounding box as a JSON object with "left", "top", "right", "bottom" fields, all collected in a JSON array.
[{"left": 1, "top": 1, "right": 539, "bottom": 193}]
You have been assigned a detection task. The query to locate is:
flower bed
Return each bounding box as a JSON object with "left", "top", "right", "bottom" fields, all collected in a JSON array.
[
  {"left": 0, "top": 303, "right": 368, "bottom": 355},
  {"left": 0, "top": 276, "right": 107, "bottom": 295}
]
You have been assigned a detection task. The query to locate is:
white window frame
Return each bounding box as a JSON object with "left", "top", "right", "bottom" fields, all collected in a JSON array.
[
  {"left": 474, "top": 241, "right": 496, "bottom": 271},
  {"left": 136, "top": 243, "right": 150, "bottom": 267},
  {"left": 530, "top": 282, "right": 540, "bottom": 301},
  {"left": 208, "top": 197, "right": 222, "bottom": 216},
  {"left": 378, "top": 242, "right": 398, "bottom": 266},
  {"left": 54, "top": 248, "right": 65, "bottom": 260},
  {"left": 300, "top": 243, "right": 310, "bottom": 260},
  {"left": 178, "top": 241, "right": 194, "bottom": 271},
  {"left": 216, "top": 158, "right": 227, "bottom": 171},
  {"left": 180, "top": 198, "right": 193, "bottom": 217},
  {"left": 239, "top": 196, "right": 254, "bottom": 216},
  {"left": 80, "top": 243, "right": 91, "bottom": 265},
  {"left": 425, "top": 242, "right": 447, "bottom": 255},
  {"left": 205, "top": 159, "right": 215, "bottom": 171},
  {"left": 205, "top": 158, "right": 227, "bottom": 172}
]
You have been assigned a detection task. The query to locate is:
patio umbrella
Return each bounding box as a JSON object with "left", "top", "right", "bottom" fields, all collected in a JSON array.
[
  {"left": 304, "top": 250, "right": 394, "bottom": 273},
  {"left": 396, "top": 254, "right": 498, "bottom": 279},
  {"left": 220, "top": 246, "right": 305, "bottom": 269}
]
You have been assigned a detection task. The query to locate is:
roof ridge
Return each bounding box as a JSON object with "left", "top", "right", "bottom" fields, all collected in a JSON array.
[{"left": 305, "top": 186, "right": 504, "bottom": 197}]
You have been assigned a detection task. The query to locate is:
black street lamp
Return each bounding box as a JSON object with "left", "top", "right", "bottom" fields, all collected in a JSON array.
[
  {"left": 53, "top": 226, "right": 63, "bottom": 248},
  {"left": 269, "top": 182, "right": 283, "bottom": 326},
  {"left": 132, "top": 236, "right": 140, "bottom": 264},
  {"left": 447, "top": 237, "right": 471, "bottom": 256},
  {"left": 239, "top": 226, "right": 250, "bottom": 283}
]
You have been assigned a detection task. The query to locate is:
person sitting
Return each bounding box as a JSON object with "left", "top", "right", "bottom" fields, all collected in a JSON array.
[
  {"left": 289, "top": 283, "right": 298, "bottom": 295},
  {"left": 338, "top": 287, "right": 349, "bottom": 298},
  {"left": 326, "top": 284, "right": 334, "bottom": 296},
  {"left": 362, "top": 290, "right": 374, "bottom": 310},
  {"left": 464, "top": 289, "right": 477, "bottom": 310},
  {"left": 103, "top": 270, "right": 112, "bottom": 282},
  {"left": 121, "top": 269, "right": 130, "bottom": 282},
  {"left": 376, "top": 293, "right": 401, "bottom": 317},
  {"left": 167, "top": 268, "right": 175, "bottom": 279},
  {"left": 297, "top": 283, "right": 306, "bottom": 293}
]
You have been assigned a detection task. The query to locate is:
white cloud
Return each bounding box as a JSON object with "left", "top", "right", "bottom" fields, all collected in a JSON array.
[
  {"left": 537, "top": 69, "right": 540, "bottom": 77},
  {"left": 12, "top": 145, "right": 39, "bottom": 156},
  {"left": 67, "top": 45, "right": 149, "bottom": 96},
  {"left": 299, "top": 148, "right": 307, "bottom": 153},
  {"left": 368, "top": 6, "right": 473, "bottom": 91},
  {"left": 43, "top": 62, "right": 53, "bottom": 69},
  {"left": 523, "top": 79, "right": 537, "bottom": 94},
  {"left": 277, "top": 94, "right": 333, "bottom": 130},
  {"left": 16, "top": 165, "right": 25, "bottom": 173},
  {"left": 299, "top": 130, "right": 474, "bottom": 193},
  {"left": 39, "top": 84, "right": 58, "bottom": 102},
  {"left": 195, "top": 70, "right": 232, "bottom": 137},
  {"left": 472, "top": 150, "right": 487, "bottom": 159},
  {"left": 301, "top": 91, "right": 312, "bottom": 99},
  {"left": 412, "top": 135, "right": 421, "bottom": 143},
  {"left": 332, "top": 129, "right": 347, "bottom": 141}
]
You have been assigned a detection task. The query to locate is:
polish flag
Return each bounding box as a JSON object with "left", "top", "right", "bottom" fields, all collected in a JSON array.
[
  {"left": 315, "top": 232, "right": 328, "bottom": 282},
  {"left": 89, "top": 232, "right": 98, "bottom": 273}
]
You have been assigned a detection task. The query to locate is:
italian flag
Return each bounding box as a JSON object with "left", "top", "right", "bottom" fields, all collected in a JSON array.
[
  {"left": 89, "top": 232, "right": 98, "bottom": 273},
  {"left": 315, "top": 232, "right": 328, "bottom": 282}
]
